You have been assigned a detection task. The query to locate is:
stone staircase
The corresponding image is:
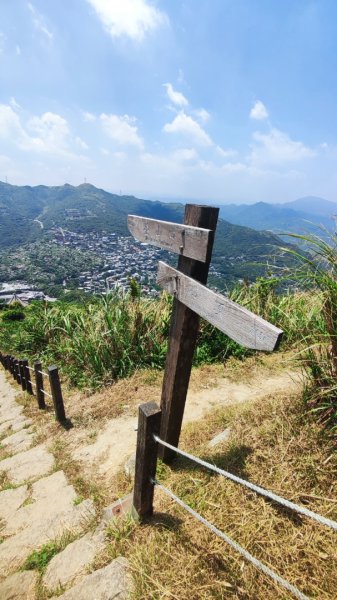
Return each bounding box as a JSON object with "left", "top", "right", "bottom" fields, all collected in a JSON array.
[{"left": 0, "top": 370, "right": 131, "bottom": 600}]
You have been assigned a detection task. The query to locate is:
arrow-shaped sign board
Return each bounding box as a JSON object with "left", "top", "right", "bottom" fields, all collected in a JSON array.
[
  {"left": 128, "top": 215, "right": 212, "bottom": 263},
  {"left": 157, "top": 262, "right": 283, "bottom": 351}
]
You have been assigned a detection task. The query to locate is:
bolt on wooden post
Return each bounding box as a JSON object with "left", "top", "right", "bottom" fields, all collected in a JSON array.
[
  {"left": 48, "top": 365, "right": 66, "bottom": 423},
  {"left": 133, "top": 402, "right": 162, "bottom": 520},
  {"left": 34, "top": 361, "right": 46, "bottom": 409}
]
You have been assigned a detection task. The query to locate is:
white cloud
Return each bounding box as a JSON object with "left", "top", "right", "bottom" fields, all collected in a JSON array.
[
  {"left": 250, "top": 127, "right": 316, "bottom": 165},
  {"left": 177, "top": 68, "right": 185, "bottom": 84},
  {"left": 27, "top": 112, "right": 70, "bottom": 152},
  {"left": 222, "top": 161, "right": 247, "bottom": 173},
  {"left": 250, "top": 100, "right": 269, "bottom": 121},
  {"left": 16, "top": 45, "right": 21, "bottom": 56},
  {"left": 194, "top": 108, "right": 210, "bottom": 123},
  {"left": 0, "top": 104, "right": 28, "bottom": 145},
  {"left": 100, "top": 113, "right": 143, "bottom": 148},
  {"left": 163, "top": 83, "right": 188, "bottom": 107},
  {"left": 82, "top": 111, "right": 96, "bottom": 122},
  {"left": 163, "top": 112, "right": 212, "bottom": 147},
  {"left": 87, "top": 0, "right": 167, "bottom": 41},
  {"left": 75, "top": 136, "right": 89, "bottom": 150},
  {"left": 216, "top": 145, "right": 237, "bottom": 158},
  {"left": 0, "top": 104, "right": 84, "bottom": 158},
  {"left": 172, "top": 148, "right": 198, "bottom": 162},
  {"left": 27, "top": 3, "right": 53, "bottom": 41},
  {"left": 10, "top": 97, "right": 21, "bottom": 110}
]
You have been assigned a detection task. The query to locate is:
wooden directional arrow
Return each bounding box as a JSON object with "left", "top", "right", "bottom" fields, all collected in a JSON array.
[
  {"left": 128, "top": 215, "right": 212, "bottom": 263},
  {"left": 157, "top": 262, "right": 283, "bottom": 351}
]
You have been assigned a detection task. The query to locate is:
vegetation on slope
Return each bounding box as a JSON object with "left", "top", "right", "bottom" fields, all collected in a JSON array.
[
  {"left": 93, "top": 386, "right": 337, "bottom": 599},
  {"left": 0, "top": 241, "right": 103, "bottom": 291}
]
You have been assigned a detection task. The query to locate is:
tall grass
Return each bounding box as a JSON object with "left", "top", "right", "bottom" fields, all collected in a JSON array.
[{"left": 280, "top": 231, "right": 337, "bottom": 434}]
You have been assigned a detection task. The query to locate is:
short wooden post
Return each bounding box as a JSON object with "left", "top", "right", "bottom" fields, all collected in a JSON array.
[
  {"left": 19, "top": 360, "right": 27, "bottom": 391},
  {"left": 159, "top": 205, "right": 219, "bottom": 463},
  {"left": 14, "top": 359, "right": 21, "bottom": 384},
  {"left": 23, "top": 360, "right": 33, "bottom": 395},
  {"left": 133, "top": 402, "right": 162, "bottom": 520},
  {"left": 5, "top": 355, "right": 10, "bottom": 371},
  {"left": 34, "top": 361, "right": 45, "bottom": 409},
  {"left": 48, "top": 365, "right": 66, "bottom": 423},
  {"left": 10, "top": 356, "right": 15, "bottom": 377}
]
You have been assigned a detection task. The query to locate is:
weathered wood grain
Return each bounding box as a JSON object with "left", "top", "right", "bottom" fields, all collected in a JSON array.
[
  {"left": 158, "top": 205, "right": 219, "bottom": 463},
  {"left": 48, "top": 365, "right": 66, "bottom": 423},
  {"left": 157, "top": 262, "right": 283, "bottom": 351},
  {"left": 127, "top": 215, "right": 212, "bottom": 262},
  {"left": 133, "top": 401, "right": 162, "bottom": 519}
]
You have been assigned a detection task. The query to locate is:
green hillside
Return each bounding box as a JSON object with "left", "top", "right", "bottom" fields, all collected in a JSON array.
[{"left": 0, "top": 182, "right": 299, "bottom": 288}]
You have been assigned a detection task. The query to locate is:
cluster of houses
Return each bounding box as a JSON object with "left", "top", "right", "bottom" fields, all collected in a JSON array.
[
  {"left": 51, "top": 228, "right": 166, "bottom": 296},
  {"left": 0, "top": 283, "right": 56, "bottom": 306}
]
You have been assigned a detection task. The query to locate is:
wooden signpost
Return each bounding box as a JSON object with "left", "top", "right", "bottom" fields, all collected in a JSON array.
[{"left": 128, "top": 204, "right": 283, "bottom": 464}]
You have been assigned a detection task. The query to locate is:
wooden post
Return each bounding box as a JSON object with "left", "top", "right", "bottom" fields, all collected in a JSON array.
[
  {"left": 10, "top": 356, "right": 15, "bottom": 377},
  {"left": 23, "top": 360, "right": 33, "bottom": 395},
  {"left": 48, "top": 365, "right": 66, "bottom": 423},
  {"left": 34, "top": 361, "right": 45, "bottom": 409},
  {"left": 159, "top": 205, "right": 219, "bottom": 463},
  {"left": 133, "top": 402, "right": 162, "bottom": 520},
  {"left": 14, "top": 359, "right": 21, "bottom": 385},
  {"left": 19, "top": 360, "right": 27, "bottom": 391}
]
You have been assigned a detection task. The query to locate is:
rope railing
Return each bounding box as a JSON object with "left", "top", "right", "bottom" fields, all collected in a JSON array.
[
  {"left": 0, "top": 351, "right": 66, "bottom": 423},
  {"left": 133, "top": 402, "right": 335, "bottom": 600},
  {"left": 153, "top": 435, "right": 337, "bottom": 532},
  {"left": 37, "top": 370, "right": 49, "bottom": 377},
  {"left": 152, "top": 478, "right": 309, "bottom": 600}
]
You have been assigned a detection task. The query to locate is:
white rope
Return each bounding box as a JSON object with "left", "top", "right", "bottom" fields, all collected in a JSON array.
[
  {"left": 40, "top": 389, "right": 52, "bottom": 398},
  {"left": 154, "top": 436, "right": 337, "bottom": 532},
  {"left": 38, "top": 370, "right": 49, "bottom": 377},
  {"left": 26, "top": 366, "right": 34, "bottom": 371},
  {"left": 153, "top": 479, "right": 309, "bottom": 600}
]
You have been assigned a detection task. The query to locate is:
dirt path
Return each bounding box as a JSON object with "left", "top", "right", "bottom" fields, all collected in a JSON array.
[{"left": 72, "top": 367, "right": 302, "bottom": 479}]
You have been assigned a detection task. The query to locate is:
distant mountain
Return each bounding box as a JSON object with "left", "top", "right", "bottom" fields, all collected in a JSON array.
[
  {"left": 281, "top": 196, "right": 337, "bottom": 217},
  {"left": 0, "top": 181, "right": 184, "bottom": 250},
  {"left": 0, "top": 181, "right": 299, "bottom": 288},
  {"left": 219, "top": 197, "right": 336, "bottom": 236}
]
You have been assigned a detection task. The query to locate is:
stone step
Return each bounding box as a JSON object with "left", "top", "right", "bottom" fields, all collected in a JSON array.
[
  {"left": 0, "top": 570, "right": 38, "bottom": 600},
  {"left": 42, "top": 530, "right": 105, "bottom": 593},
  {"left": 49, "top": 558, "right": 131, "bottom": 600},
  {"left": 0, "top": 444, "right": 54, "bottom": 485},
  {"left": 0, "top": 471, "right": 95, "bottom": 577}
]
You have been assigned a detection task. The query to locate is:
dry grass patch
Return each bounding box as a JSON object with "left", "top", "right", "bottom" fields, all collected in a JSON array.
[{"left": 105, "top": 389, "right": 336, "bottom": 599}]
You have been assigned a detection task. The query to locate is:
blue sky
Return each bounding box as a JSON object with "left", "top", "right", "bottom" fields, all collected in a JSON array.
[{"left": 1, "top": 0, "right": 337, "bottom": 203}]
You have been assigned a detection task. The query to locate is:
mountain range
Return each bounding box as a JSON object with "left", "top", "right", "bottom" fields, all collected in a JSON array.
[
  {"left": 0, "top": 181, "right": 314, "bottom": 290},
  {"left": 219, "top": 196, "right": 337, "bottom": 236}
]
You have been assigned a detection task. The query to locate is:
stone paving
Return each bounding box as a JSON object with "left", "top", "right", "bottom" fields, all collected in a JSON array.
[{"left": 0, "top": 369, "right": 131, "bottom": 600}]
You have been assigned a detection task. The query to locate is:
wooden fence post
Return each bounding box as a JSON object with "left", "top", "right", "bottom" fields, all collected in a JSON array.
[
  {"left": 34, "top": 361, "right": 45, "bottom": 409},
  {"left": 133, "top": 402, "right": 162, "bottom": 520},
  {"left": 14, "top": 359, "right": 21, "bottom": 385},
  {"left": 23, "top": 360, "right": 33, "bottom": 395},
  {"left": 159, "top": 205, "right": 219, "bottom": 463},
  {"left": 19, "top": 360, "right": 27, "bottom": 392},
  {"left": 48, "top": 365, "right": 66, "bottom": 423}
]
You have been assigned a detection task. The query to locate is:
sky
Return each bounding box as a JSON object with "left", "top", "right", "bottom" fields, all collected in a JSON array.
[{"left": 1, "top": 0, "right": 337, "bottom": 204}]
